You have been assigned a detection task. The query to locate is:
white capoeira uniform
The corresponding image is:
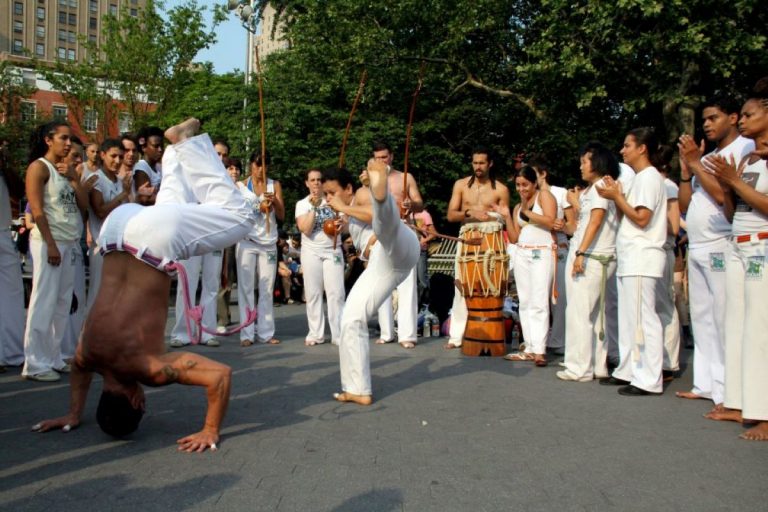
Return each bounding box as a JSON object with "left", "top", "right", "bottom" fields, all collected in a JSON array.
[
  {"left": 547, "top": 185, "right": 571, "bottom": 350},
  {"left": 339, "top": 191, "right": 420, "bottom": 395},
  {"left": 611, "top": 166, "right": 667, "bottom": 393},
  {"left": 605, "top": 163, "right": 635, "bottom": 363},
  {"left": 133, "top": 159, "right": 162, "bottom": 191},
  {"left": 61, "top": 242, "right": 85, "bottom": 360},
  {"left": 22, "top": 158, "right": 82, "bottom": 377},
  {"left": 85, "top": 169, "right": 124, "bottom": 312},
  {"left": 98, "top": 134, "right": 254, "bottom": 276},
  {"left": 514, "top": 194, "right": 554, "bottom": 356},
  {"left": 236, "top": 177, "right": 278, "bottom": 343},
  {"left": 0, "top": 177, "right": 25, "bottom": 366},
  {"left": 561, "top": 178, "right": 618, "bottom": 380},
  {"left": 295, "top": 196, "right": 345, "bottom": 345},
  {"left": 659, "top": 178, "right": 681, "bottom": 372},
  {"left": 723, "top": 157, "right": 768, "bottom": 421},
  {"left": 687, "top": 136, "right": 753, "bottom": 404},
  {"left": 170, "top": 251, "right": 223, "bottom": 345}
]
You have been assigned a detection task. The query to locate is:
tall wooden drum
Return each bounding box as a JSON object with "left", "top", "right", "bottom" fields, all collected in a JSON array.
[{"left": 456, "top": 219, "right": 509, "bottom": 356}]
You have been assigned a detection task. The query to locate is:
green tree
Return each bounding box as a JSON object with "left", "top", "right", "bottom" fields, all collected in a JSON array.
[{"left": 0, "top": 62, "right": 39, "bottom": 170}]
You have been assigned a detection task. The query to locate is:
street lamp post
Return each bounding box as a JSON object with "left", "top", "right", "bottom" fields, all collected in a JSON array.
[{"left": 228, "top": 1, "right": 258, "bottom": 155}]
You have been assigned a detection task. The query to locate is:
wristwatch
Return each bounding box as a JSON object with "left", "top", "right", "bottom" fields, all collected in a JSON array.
[{"left": 575, "top": 250, "right": 586, "bottom": 257}]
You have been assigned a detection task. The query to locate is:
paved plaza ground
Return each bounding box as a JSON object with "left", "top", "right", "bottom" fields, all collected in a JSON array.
[{"left": 1, "top": 302, "right": 765, "bottom": 511}]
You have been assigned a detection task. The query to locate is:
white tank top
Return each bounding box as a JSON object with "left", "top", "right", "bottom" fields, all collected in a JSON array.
[
  {"left": 348, "top": 197, "right": 374, "bottom": 259},
  {"left": 733, "top": 158, "right": 768, "bottom": 236},
  {"left": 549, "top": 185, "right": 569, "bottom": 245},
  {"left": 517, "top": 193, "right": 553, "bottom": 246},
  {"left": 31, "top": 158, "right": 82, "bottom": 242},
  {"left": 239, "top": 177, "right": 277, "bottom": 246}
]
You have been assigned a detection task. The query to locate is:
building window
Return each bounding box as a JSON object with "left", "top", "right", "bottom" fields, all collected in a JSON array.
[
  {"left": 89, "top": 0, "right": 98, "bottom": 12},
  {"left": 68, "top": 31, "right": 77, "bottom": 43},
  {"left": 68, "top": 49, "right": 76, "bottom": 61},
  {"left": 89, "top": 17, "right": 97, "bottom": 30},
  {"left": 13, "top": 21, "right": 23, "bottom": 33},
  {"left": 59, "top": 29, "right": 67, "bottom": 41},
  {"left": 59, "top": 11, "right": 67, "bottom": 23},
  {"left": 21, "top": 102, "right": 37, "bottom": 122},
  {"left": 109, "top": 5, "right": 118, "bottom": 16},
  {"left": 89, "top": 34, "right": 97, "bottom": 43},
  {"left": 58, "top": 47, "right": 67, "bottom": 59},
  {"left": 53, "top": 105, "right": 68, "bottom": 120},
  {"left": 58, "top": 0, "right": 68, "bottom": 6},
  {"left": 37, "top": 7, "right": 45, "bottom": 20},
  {"left": 84, "top": 110, "right": 98, "bottom": 133},
  {"left": 36, "top": 26, "right": 45, "bottom": 38},
  {"left": 69, "top": 0, "right": 78, "bottom": 7},
  {"left": 36, "top": 43, "right": 45, "bottom": 56},
  {"left": 14, "top": 2, "right": 23, "bottom": 15},
  {"left": 130, "top": 8, "right": 138, "bottom": 17},
  {"left": 119, "top": 112, "right": 133, "bottom": 133},
  {"left": 69, "top": 13, "right": 77, "bottom": 26},
  {"left": 12, "top": 40, "right": 24, "bottom": 54}
]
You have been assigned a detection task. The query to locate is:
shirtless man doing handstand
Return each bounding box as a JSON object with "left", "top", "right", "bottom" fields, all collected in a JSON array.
[{"left": 32, "top": 119, "right": 256, "bottom": 452}]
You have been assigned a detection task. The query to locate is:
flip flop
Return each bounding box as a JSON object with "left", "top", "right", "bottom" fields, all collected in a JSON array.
[
  {"left": 240, "top": 339, "right": 254, "bottom": 347},
  {"left": 262, "top": 338, "right": 281, "bottom": 345},
  {"left": 503, "top": 352, "right": 535, "bottom": 362}
]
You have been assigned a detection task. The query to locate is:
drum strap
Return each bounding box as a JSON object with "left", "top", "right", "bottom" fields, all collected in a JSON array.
[{"left": 584, "top": 253, "right": 616, "bottom": 342}]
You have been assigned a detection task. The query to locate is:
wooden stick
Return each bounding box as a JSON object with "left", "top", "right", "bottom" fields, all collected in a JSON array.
[
  {"left": 402, "top": 60, "right": 426, "bottom": 202},
  {"left": 339, "top": 69, "right": 367, "bottom": 169},
  {"left": 409, "top": 224, "right": 481, "bottom": 246},
  {"left": 254, "top": 46, "right": 267, "bottom": 184}
]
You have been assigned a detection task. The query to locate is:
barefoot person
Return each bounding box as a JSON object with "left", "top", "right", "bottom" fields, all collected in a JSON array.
[
  {"left": 443, "top": 146, "right": 510, "bottom": 350},
  {"left": 322, "top": 161, "right": 420, "bottom": 405},
  {"left": 32, "top": 119, "right": 256, "bottom": 452}
]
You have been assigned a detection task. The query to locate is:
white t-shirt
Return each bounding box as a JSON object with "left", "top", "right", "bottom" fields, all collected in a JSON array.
[
  {"left": 88, "top": 169, "right": 124, "bottom": 243},
  {"left": 664, "top": 178, "right": 679, "bottom": 248},
  {"left": 618, "top": 163, "right": 635, "bottom": 189},
  {"left": 571, "top": 178, "right": 618, "bottom": 255},
  {"left": 294, "top": 196, "right": 338, "bottom": 250},
  {"left": 733, "top": 158, "right": 768, "bottom": 236},
  {"left": 616, "top": 166, "right": 667, "bottom": 278},
  {"left": 133, "top": 159, "right": 162, "bottom": 188},
  {"left": 549, "top": 185, "right": 571, "bottom": 245},
  {"left": 687, "top": 136, "right": 754, "bottom": 248},
  {"left": 238, "top": 177, "right": 277, "bottom": 247}
]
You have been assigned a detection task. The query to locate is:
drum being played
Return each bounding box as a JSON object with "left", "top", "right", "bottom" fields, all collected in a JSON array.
[{"left": 456, "top": 218, "right": 509, "bottom": 356}]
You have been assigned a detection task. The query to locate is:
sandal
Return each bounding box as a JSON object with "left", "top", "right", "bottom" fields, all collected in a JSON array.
[
  {"left": 261, "top": 338, "right": 281, "bottom": 345},
  {"left": 240, "top": 339, "right": 254, "bottom": 347},
  {"left": 503, "top": 352, "right": 535, "bottom": 362},
  {"left": 534, "top": 355, "right": 548, "bottom": 367}
]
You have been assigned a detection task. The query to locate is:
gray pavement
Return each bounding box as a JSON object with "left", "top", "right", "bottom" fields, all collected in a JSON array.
[{"left": 1, "top": 302, "right": 765, "bottom": 511}]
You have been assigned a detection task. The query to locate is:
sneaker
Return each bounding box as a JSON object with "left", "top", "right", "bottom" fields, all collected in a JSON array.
[
  {"left": 170, "top": 339, "right": 188, "bottom": 348},
  {"left": 24, "top": 371, "right": 61, "bottom": 382},
  {"left": 216, "top": 325, "right": 227, "bottom": 334},
  {"left": 55, "top": 364, "right": 72, "bottom": 373},
  {"left": 201, "top": 338, "right": 220, "bottom": 347}
]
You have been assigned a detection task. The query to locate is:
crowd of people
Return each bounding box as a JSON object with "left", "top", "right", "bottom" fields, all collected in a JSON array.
[{"left": 1, "top": 78, "right": 767, "bottom": 448}]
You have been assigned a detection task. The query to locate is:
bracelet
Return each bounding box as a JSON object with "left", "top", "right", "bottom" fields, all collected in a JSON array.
[
  {"left": 680, "top": 176, "right": 692, "bottom": 183},
  {"left": 464, "top": 209, "right": 471, "bottom": 218},
  {"left": 575, "top": 250, "right": 585, "bottom": 257}
]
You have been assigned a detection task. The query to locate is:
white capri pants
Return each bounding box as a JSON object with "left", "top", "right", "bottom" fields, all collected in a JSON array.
[
  {"left": 687, "top": 242, "right": 727, "bottom": 403},
  {"left": 513, "top": 246, "right": 553, "bottom": 355},
  {"left": 236, "top": 240, "right": 277, "bottom": 343},
  {"left": 723, "top": 238, "right": 768, "bottom": 420},
  {"left": 378, "top": 265, "right": 418, "bottom": 343},
  {"left": 339, "top": 194, "right": 420, "bottom": 395},
  {"left": 548, "top": 244, "right": 568, "bottom": 349},
  {"left": 0, "top": 229, "right": 25, "bottom": 366},
  {"left": 62, "top": 245, "right": 86, "bottom": 360},
  {"left": 613, "top": 275, "right": 664, "bottom": 393},
  {"left": 302, "top": 244, "right": 346, "bottom": 344},
  {"left": 172, "top": 251, "right": 223, "bottom": 344},
  {"left": 659, "top": 246, "right": 680, "bottom": 372}
]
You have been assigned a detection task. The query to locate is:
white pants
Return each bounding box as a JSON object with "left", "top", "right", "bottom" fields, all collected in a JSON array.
[
  {"left": 687, "top": 242, "right": 727, "bottom": 403},
  {"left": 236, "top": 240, "right": 277, "bottom": 343},
  {"left": 378, "top": 265, "right": 418, "bottom": 343},
  {"left": 99, "top": 134, "right": 254, "bottom": 269},
  {"left": 561, "top": 251, "right": 616, "bottom": 380},
  {"left": 613, "top": 275, "right": 664, "bottom": 393},
  {"left": 659, "top": 247, "right": 680, "bottom": 371},
  {"left": 513, "top": 246, "right": 553, "bottom": 355},
  {"left": 0, "top": 230, "right": 24, "bottom": 366},
  {"left": 171, "top": 252, "right": 223, "bottom": 343},
  {"left": 22, "top": 238, "right": 77, "bottom": 376},
  {"left": 339, "top": 194, "right": 420, "bottom": 395},
  {"left": 723, "top": 239, "right": 768, "bottom": 420},
  {"left": 548, "top": 244, "right": 568, "bottom": 349},
  {"left": 448, "top": 248, "right": 467, "bottom": 346},
  {"left": 62, "top": 246, "right": 86, "bottom": 360},
  {"left": 86, "top": 241, "right": 103, "bottom": 313},
  {"left": 301, "top": 244, "right": 345, "bottom": 344},
  {"left": 604, "top": 272, "right": 620, "bottom": 362}
]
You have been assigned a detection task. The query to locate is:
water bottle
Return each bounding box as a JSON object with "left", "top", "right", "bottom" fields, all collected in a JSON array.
[
  {"left": 423, "top": 315, "right": 432, "bottom": 338},
  {"left": 430, "top": 313, "right": 440, "bottom": 337}
]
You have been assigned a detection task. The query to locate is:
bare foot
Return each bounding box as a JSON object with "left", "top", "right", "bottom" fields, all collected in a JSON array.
[
  {"left": 399, "top": 341, "right": 415, "bottom": 349},
  {"left": 375, "top": 338, "right": 392, "bottom": 344},
  {"left": 443, "top": 342, "right": 459, "bottom": 350},
  {"left": 165, "top": 118, "right": 200, "bottom": 144},
  {"left": 676, "top": 390, "right": 706, "bottom": 400},
  {"left": 740, "top": 421, "right": 768, "bottom": 441},
  {"left": 704, "top": 407, "right": 743, "bottom": 422},
  {"left": 333, "top": 392, "right": 372, "bottom": 406},
  {"left": 366, "top": 159, "right": 390, "bottom": 202}
]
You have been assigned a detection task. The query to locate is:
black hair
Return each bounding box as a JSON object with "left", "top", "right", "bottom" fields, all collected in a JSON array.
[
  {"left": 702, "top": 94, "right": 742, "bottom": 116},
  {"left": 749, "top": 76, "right": 768, "bottom": 101},
  {"left": 223, "top": 156, "right": 242, "bottom": 172},
  {"left": 121, "top": 133, "right": 138, "bottom": 148},
  {"left": 471, "top": 145, "right": 493, "bottom": 162},
  {"left": 248, "top": 151, "right": 270, "bottom": 166},
  {"left": 321, "top": 166, "right": 356, "bottom": 190},
  {"left": 212, "top": 138, "right": 230, "bottom": 152},
  {"left": 579, "top": 141, "right": 620, "bottom": 179},
  {"left": 657, "top": 145, "right": 675, "bottom": 174},
  {"left": 304, "top": 168, "right": 322, "bottom": 180},
  {"left": 28, "top": 120, "right": 69, "bottom": 164},
  {"left": 99, "top": 138, "right": 123, "bottom": 153},
  {"left": 627, "top": 126, "right": 661, "bottom": 168},
  {"left": 96, "top": 390, "right": 144, "bottom": 438},
  {"left": 136, "top": 126, "right": 164, "bottom": 147},
  {"left": 515, "top": 165, "right": 539, "bottom": 185},
  {"left": 372, "top": 141, "right": 392, "bottom": 154},
  {"left": 469, "top": 145, "right": 497, "bottom": 189},
  {"left": 70, "top": 135, "right": 83, "bottom": 147}
]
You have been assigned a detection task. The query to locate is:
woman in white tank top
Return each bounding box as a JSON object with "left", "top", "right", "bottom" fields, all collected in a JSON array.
[{"left": 498, "top": 166, "right": 556, "bottom": 366}]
